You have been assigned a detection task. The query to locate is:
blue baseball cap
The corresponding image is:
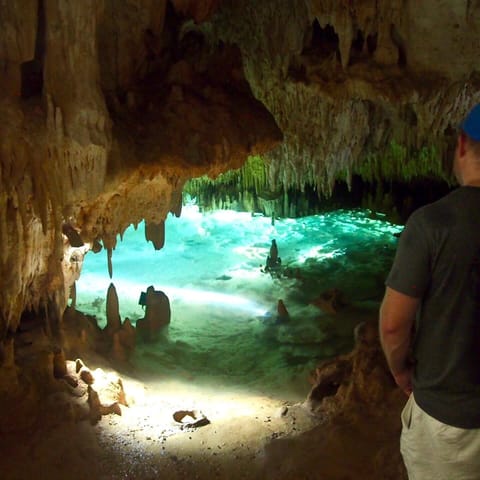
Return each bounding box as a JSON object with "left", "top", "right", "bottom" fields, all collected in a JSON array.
[{"left": 460, "top": 104, "right": 480, "bottom": 141}]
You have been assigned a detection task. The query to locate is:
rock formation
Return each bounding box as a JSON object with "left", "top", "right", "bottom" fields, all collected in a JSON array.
[
  {"left": 103, "top": 283, "right": 136, "bottom": 362},
  {"left": 263, "top": 320, "right": 407, "bottom": 479},
  {"left": 136, "top": 286, "right": 171, "bottom": 341},
  {"left": 105, "top": 283, "right": 122, "bottom": 334},
  {"left": 213, "top": 0, "right": 480, "bottom": 191},
  {"left": 0, "top": 0, "right": 282, "bottom": 340}
]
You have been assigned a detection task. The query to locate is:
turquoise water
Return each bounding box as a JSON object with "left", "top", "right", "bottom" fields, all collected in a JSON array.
[{"left": 76, "top": 205, "right": 402, "bottom": 401}]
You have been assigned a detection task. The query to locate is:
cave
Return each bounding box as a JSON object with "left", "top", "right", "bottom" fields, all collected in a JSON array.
[
  {"left": 390, "top": 23, "right": 407, "bottom": 68},
  {"left": 1, "top": 1, "right": 480, "bottom": 479},
  {"left": 348, "top": 29, "right": 365, "bottom": 66},
  {"left": 366, "top": 32, "right": 378, "bottom": 56},
  {"left": 20, "top": 0, "right": 45, "bottom": 98},
  {"left": 303, "top": 19, "right": 341, "bottom": 64}
]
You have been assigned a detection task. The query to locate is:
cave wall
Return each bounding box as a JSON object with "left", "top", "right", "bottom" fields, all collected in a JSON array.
[
  {"left": 0, "top": 0, "right": 281, "bottom": 340},
  {"left": 210, "top": 0, "right": 480, "bottom": 192}
]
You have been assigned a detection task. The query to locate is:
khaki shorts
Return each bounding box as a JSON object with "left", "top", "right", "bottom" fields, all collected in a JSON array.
[{"left": 401, "top": 394, "right": 480, "bottom": 480}]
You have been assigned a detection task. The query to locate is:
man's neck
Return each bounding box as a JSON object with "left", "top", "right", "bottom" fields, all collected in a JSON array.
[
  {"left": 461, "top": 181, "right": 480, "bottom": 187},
  {"left": 459, "top": 163, "right": 480, "bottom": 186},
  {"left": 461, "top": 175, "right": 480, "bottom": 187}
]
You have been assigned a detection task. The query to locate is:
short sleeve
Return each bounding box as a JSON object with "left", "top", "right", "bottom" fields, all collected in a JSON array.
[{"left": 386, "top": 210, "right": 431, "bottom": 298}]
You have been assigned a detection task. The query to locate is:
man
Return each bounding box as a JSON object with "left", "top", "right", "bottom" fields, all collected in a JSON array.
[{"left": 379, "top": 103, "right": 480, "bottom": 480}]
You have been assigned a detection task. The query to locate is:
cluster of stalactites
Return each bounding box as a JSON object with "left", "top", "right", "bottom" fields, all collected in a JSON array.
[{"left": 210, "top": 0, "right": 480, "bottom": 195}]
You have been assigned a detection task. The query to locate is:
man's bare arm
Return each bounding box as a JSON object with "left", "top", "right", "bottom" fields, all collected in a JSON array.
[{"left": 379, "top": 287, "right": 420, "bottom": 395}]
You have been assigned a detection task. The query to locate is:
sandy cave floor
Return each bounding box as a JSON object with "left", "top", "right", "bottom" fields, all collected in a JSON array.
[
  {"left": 1, "top": 369, "right": 323, "bottom": 480},
  {"left": 92, "top": 381, "right": 320, "bottom": 480},
  {"left": 1, "top": 362, "right": 405, "bottom": 480},
  {"left": 0, "top": 325, "right": 407, "bottom": 480},
  {"left": 0, "top": 303, "right": 406, "bottom": 480}
]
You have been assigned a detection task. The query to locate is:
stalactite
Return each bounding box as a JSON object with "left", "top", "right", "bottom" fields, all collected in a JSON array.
[
  {"left": 144, "top": 220, "right": 166, "bottom": 250},
  {"left": 91, "top": 239, "right": 102, "bottom": 253},
  {"left": 43, "top": 294, "right": 63, "bottom": 341},
  {"left": 170, "top": 187, "right": 183, "bottom": 217},
  {"left": 107, "top": 247, "right": 113, "bottom": 279},
  {"left": 209, "top": 0, "right": 479, "bottom": 196}
]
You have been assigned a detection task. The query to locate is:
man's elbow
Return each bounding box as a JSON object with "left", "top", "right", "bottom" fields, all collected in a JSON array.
[
  {"left": 379, "top": 316, "right": 398, "bottom": 344},
  {"left": 379, "top": 303, "right": 415, "bottom": 344},
  {"left": 380, "top": 321, "right": 405, "bottom": 347},
  {"left": 379, "top": 307, "right": 401, "bottom": 337}
]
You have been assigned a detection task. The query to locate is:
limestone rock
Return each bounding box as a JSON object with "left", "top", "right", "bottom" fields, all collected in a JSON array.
[
  {"left": 173, "top": 409, "right": 210, "bottom": 428},
  {"left": 276, "top": 299, "right": 290, "bottom": 324},
  {"left": 306, "top": 320, "right": 396, "bottom": 417},
  {"left": 87, "top": 385, "right": 122, "bottom": 425},
  {"left": 111, "top": 319, "right": 137, "bottom": 364},
  {"left": 116, "top": 318, "right": 136, "bottom": 353},
  {"left": 91, "top": 368, "right": 128, "bottom": 408},
  {"left": 105, "top": 283, "right": 121, "bottom": 335},
  {"left": 62, "top": 307, "right": 103, "bottom": 357},
  {"left": 136, "top": 286, "right": 171, "bottom": 341},
  {"left": 53, "top": 348, "right": 67, "bottom": 378},
  {"left": 310, "top": 288, "right": 347, "bottom": 315},
  {"left": 61, "top": 223, "right": 84, "bottom": 247},
  {"left": 79, "top": 367, "right": 94, "bottom": 386},
  {"left": 145, "top": 220, "right": 165, "bottom": 250}
]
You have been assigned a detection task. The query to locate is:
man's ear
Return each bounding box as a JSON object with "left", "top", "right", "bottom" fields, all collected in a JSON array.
[{"left": 458, "top": 132, "right": 468, "bottom": 157}]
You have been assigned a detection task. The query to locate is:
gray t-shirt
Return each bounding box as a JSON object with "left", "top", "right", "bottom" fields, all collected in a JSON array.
[{"left": 386, "top": 186, "right": 480, "bottom": 428}]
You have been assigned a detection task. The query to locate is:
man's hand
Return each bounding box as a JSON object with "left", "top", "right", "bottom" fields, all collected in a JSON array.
[
  {"left": 393, "top": 368, "right": 413, "bottom": 396},
  {"left": 379, "top": 287, "right": 420, "bottom": 395}
]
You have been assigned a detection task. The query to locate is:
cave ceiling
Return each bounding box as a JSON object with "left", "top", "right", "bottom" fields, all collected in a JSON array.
[{"left": 1, "top": 0, "right": 480, "bottom": 332}]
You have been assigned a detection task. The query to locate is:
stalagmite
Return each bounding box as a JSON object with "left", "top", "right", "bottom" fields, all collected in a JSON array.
[
  {"left": 105, "top": 283, "right": 121, "bottom": 335},
  {"left": 117, "top": 318, "right": 136, "bottom": 352},
  {"left": 111, "top": 319, "right": 136, "bottom": 363},
  {"left": 269, "top": 239, "right": 279, "bottom": 263},
  {"left": 53, "top": 348, "right": 67, "bottom": 378},
  {"left": 69, "top": 282, "right": 76, "bottom": 308},
  {"left": 277, "top": 299, "right": 290, "bottom": 324},
  {"left": 136, "top": 286, "right": 171, "bottom": 341},
  {"left": 111, "top": 332, "right": 127, "bottom": 363}
]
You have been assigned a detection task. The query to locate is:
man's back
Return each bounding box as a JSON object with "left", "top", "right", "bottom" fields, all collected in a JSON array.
[
  {"left": 387, "top": 186, "right": 480, "bottom": 428},
  {"left": 380, "top": 103, "right": 480, "bottom": 479}
]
